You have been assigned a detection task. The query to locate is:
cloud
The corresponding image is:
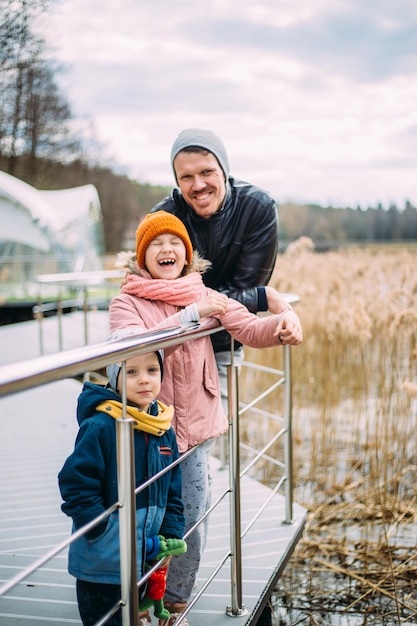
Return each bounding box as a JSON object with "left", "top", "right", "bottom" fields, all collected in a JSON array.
[
  {"left": 36, "top": 0, "right": 417, "bottom": 207},
  {"left": 180, "top": 3, "right": 417, "bottom": 82}
]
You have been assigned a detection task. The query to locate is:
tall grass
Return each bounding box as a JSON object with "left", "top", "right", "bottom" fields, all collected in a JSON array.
[{"left": 242, "top": 242, "right": 417, "bottom": 624}]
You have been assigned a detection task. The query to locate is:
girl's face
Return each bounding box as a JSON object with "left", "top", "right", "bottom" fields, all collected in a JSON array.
[
  {"left": 118, "top": 352, "right": 161, "bottom": 410},
  {"left": 144, "top": 233, "right": 187, "bottom": 279}
]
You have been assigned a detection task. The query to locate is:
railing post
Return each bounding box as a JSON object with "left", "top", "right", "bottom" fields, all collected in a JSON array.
[
  {"left": 283, "top": 344, "right": 294, "bottom": 524},
  {"left": 82, "top": 286, "right": 89, "bottom": 346},
  {"left": 36, "top": 293, "right": 44, "bottom": 356},
  {"left": 57, "top": 290, "right": 63, "bottom": 351},
  {"left": 117, "top": 363, "right": 139, "bottom": 625},
  {"left": 226, "top": 363, "right": 248, "bottom": 617},
  {"left": 82, "top": 287, "right": 90, "bottom": 382}
]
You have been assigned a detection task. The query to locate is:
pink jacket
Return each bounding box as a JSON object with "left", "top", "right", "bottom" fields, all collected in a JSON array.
[{"left": 109, "top": 282, "right": 282, "bottom": 453}]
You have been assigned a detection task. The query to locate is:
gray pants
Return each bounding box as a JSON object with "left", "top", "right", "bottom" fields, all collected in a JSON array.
[
  {"left": 165, "top": 441, "right": 213, "bottom": 603},
  {"left": 165, "top": 349, "right": 244, "bottom": 604}
]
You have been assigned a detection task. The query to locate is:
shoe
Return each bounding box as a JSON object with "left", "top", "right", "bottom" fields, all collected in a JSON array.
[
  {"left": 158, "top": 602, "right": 189, "bottom": 626},
  {"left": 138, "top": 610, "right": 152, "bottom": 625},
  {"left": 158, "top": 614, "right": 189, "bottom": 626}
]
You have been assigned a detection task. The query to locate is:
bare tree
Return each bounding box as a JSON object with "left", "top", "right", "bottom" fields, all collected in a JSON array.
[
  {"left": 24, "top": 60, "right": 82, "bottom": 176},
  {"left": 1, "top": 0, "right": 47, "bottom": 165},
  {"left": 0, "top": 0, "right": 84, "bottom": 178},
  {"left": 0, "top": 0, "right": 40, "bottom": 69}
]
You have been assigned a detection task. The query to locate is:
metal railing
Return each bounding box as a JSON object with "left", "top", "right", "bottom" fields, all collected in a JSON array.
[
  {"left": 0, "top": 310, "right": 296, "bottom": 625},
  {"left": 34, "top": 270, "right": 124, "bottom": 354}
]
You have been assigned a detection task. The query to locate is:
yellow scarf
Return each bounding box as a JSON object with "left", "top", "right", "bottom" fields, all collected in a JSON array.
[{"left": 96, "top": 399, "right": 173, "bottom": 436}]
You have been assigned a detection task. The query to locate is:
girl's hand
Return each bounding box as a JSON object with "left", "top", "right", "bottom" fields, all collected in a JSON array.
[{"left": 197, "top": 293, "right": 228, "bottom": 318}]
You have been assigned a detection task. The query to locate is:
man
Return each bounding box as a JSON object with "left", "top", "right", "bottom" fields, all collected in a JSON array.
[
  {"left": 151, "top": 127, "right": 302, "bottom": 365},
  {"left": 149, "top": 128, "right": 302, "bottom": 625}
]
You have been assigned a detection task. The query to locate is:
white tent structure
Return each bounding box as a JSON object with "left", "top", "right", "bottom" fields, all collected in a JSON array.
[{"left": 0, "top": 170, "right": 105, "bottom": 303}]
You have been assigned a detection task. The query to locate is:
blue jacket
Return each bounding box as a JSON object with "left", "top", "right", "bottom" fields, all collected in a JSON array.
[{"left": 58, "top": 382, "right": 184, "bottom": 584}]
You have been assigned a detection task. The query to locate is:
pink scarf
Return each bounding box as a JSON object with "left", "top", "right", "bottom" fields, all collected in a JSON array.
[{"left": 121, "top": 271, "right": 205, "bottom": 306}]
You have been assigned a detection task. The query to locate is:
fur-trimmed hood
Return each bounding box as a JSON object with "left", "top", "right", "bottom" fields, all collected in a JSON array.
[{"left": 115, "top": 250, "right": 212, "bottom": 277}]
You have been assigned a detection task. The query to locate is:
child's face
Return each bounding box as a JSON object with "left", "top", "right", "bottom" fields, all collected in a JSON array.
[
  {"left": 117, "top": 352, "right": 162, "bottom": 410},
  {"left": 144, "top": 233, "right": 187, "bottom": 279}
]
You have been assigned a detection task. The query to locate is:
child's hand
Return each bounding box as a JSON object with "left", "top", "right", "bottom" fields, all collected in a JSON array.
[
  {"left": 155, "top": 536, "right": 187, "bottom": 560},
  {"left": 197, "top": 293, "right": 228, "bottom": 318}
]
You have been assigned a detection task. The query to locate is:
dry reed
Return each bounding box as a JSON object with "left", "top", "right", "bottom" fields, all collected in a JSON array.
[{"left": 240, "top": 243, "right": 417, "bottom": 625}]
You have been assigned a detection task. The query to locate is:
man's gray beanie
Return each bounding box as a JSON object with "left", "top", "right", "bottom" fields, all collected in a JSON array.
[{"left": 171, "top": 128, "right": 230, "bottom": 182}]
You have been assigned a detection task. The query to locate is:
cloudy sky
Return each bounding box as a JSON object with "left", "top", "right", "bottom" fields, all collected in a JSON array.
[{"left": 37, "top": 0, "right": 417, "bottom": 208}]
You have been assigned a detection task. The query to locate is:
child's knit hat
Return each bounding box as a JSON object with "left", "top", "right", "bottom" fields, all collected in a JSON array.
[
  {"left": 170, "top": 128, "right": 230, "bottom": 182},
  {"left": 135, "top": 211, "right": 193, "bottom": 269},
  {"left": 106, "top": 328, "right": 164, "bottom": 391}
]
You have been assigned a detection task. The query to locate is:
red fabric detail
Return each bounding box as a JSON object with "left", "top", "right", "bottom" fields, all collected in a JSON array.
[{"left": 146, "top": 567, "right": 168, "bottom": 601}]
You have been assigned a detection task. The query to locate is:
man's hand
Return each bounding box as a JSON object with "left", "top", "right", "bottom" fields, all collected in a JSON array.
[
  {"left": 265, "top": 286, "right": 294, "bottom": 314},
  {"left": 266, "top": 286, "right": 303, "bottom": 345},
  {"left": 274, "top": 310, "right": 303, "bottom": 345}
]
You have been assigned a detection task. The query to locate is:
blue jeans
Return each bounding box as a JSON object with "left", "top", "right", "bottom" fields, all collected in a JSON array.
[
  {"left": 76, "top": 579, "right": 123, "bottom": 625},
  {"left": 76, "top": 579, "right": 146, "bottom": 625}
]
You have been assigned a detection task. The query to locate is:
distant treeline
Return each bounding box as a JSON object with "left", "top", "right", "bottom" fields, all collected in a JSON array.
[
  {"left": 2, "top": 154, "right": 416, "bottom": 254},
  {"left": 278, "top": 201, "right": 417, "bottom": 250}
]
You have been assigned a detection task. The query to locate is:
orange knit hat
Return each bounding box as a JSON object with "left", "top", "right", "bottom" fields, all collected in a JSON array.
[{"left": 135, "top": 211, "right": 193, "bottom": 268}]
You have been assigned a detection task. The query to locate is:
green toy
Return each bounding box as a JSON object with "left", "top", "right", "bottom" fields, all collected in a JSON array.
[{"left": 139, "top": 536, "right": 187, "bottom": 620}]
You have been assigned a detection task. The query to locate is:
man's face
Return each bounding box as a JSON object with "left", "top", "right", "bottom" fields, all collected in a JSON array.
[{"left": 173, "top": 151, "right": 226, "bottom": 219}]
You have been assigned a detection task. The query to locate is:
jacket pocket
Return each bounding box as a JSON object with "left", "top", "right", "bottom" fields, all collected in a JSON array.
[
  {"left": 69, "top": 512, "right": 121, "bottom": 581},
  {"left": 202, "top": 359, "right": 218, "bottom": 397}
]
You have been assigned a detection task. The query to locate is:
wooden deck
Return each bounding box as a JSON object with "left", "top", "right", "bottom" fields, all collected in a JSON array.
[{"left": 0, "top": 314, "right": 307, "bottom": 625}]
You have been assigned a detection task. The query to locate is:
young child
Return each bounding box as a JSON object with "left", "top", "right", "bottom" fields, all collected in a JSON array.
[
  {"left": 109, "top": 211, "right": 302, "bottom": 626},
  {"left": 58, "top": 340, "right": 186, "bottom": 626}
]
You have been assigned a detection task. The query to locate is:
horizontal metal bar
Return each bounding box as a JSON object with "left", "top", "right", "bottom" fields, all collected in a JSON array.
[
  {"left": 239, "top": 403, "right": 284, "bottom": 423},
  {"left": 94, "top": 600, "right": 124, "bottom": 626},
  {"left": 238, "top": 376, "right": 285, "bottom": 416},
  {"left": 241, "top": 475, "right": 287, "bottom": 539},
  {"left": 134, "top": 444, "right": 196, "bottom": 495},
  {"left": 180, "top": 552, "right": 232, "bottom": 622},
  {"left": 0, "top": 502, "right": 118, "bottom": 596},
  {"left": 33, "top": 296, "right": 118, "bottom": 314},
  {"left": 240, "top": 427, "right": 287, "bottom": 478},
  {"left": 240, "top": 442, "right": 286, "bottom": 470},
  {"left": 0, "top": 322, "right": 222, "bottom": 398},
  {"left": 242, "top": 360, "right": 285, "bottom": 376},
  {"left": 36, "top": 269, "right": 124, "bottom": 284},
  {"left": 183, "top": 485, "right": 231, "bottom": 542}
]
